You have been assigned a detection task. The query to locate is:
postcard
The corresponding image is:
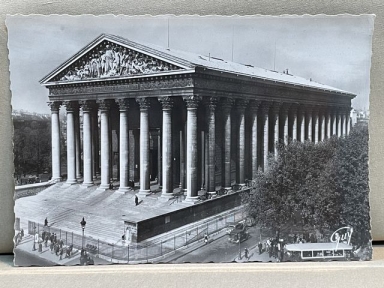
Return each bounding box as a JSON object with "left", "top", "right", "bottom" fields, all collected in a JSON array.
[{"left": 8, "top": 14, "right": 373, "bottom": 266}]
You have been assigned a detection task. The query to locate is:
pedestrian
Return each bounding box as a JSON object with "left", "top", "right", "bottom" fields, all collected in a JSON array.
[
  {"left": 135, "top": 195, "right": 139, "bottom": 206},
  {"left": 258, "top": 241, "right": 263, "bottom": 255},
  {"left": 59, "top": 247, "right": 63, "bottom": 260},
  {"left": 20, "top": 228, "right": 24, "bottom": 239},
  {"left": 44, "top": 217, "right": 48, "bottom": 227},
  {"left": 54, "top": 233, "right": 57, "bottom": 244},
  {"left": 44, "top": 235, "right": 48, "bottom": 247},
  {"left": 244, "top": 247, "right": 249, "bottom": 260},
  {"left": 204, "top": 234, "right": 208, "bottom": 244}
]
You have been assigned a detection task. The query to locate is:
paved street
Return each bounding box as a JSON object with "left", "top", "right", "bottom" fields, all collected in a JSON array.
[{"left": 171, "top": 226, "right": 270, "bottom": 263}]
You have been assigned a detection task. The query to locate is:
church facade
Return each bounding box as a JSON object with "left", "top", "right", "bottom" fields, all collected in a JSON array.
[{"left": 41, "top": 34, "right": 355, "bottom": 202}]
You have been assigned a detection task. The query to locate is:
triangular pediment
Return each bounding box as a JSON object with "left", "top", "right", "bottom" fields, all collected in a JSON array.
[{"left": 41, "top": 34, "right": 195, "bottom": 84}]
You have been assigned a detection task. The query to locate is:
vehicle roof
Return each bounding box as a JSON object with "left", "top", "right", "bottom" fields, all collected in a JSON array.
[{"left": 285, "top": 242, "right": 353, "bottom": 251}]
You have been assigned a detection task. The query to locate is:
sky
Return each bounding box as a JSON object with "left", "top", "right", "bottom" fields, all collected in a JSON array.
[{"left": 6, "top": 15, "right": 374, "bottom": 114}]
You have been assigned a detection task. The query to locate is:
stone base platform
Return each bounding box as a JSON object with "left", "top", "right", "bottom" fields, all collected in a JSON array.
[{"left": 15, "top": 181, "right": 247, "bottom": 244}]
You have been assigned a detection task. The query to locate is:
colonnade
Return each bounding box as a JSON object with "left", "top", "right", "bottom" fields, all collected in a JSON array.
[{"left": 49, "top": 97, "right": 351, "bottom": 202}]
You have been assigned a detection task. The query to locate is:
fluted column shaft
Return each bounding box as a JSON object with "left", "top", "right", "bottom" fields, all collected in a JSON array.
[
  {"left": 80, "top": 101, "right": 94, "bottom": 187},
  {"left": 184, "top": 96, "right": 201, "bottom": 200},
  {"left": 64, "top": 101, "right": 77, "bottom": 184},
  {"left": 313, "top": 108, "right": 319, "bottom": 143},
  {"left": 290, "top": 104, "right": 298, "bottom": 142},
  {"left": 337, "top": 113, "right": 342, "bottom": 137},
  {"left": 116, "top": 99, "right": 130, "bottom": 192},
  {"left": 237, "top": 99, "right": 248, "bottom": 185},
  {"left": 345, "top": 109, "right": 351, "bottom": 135},
  {"left": 222, "top": 98, "right": 234, "bottom": 188},
  {"left": 320, "top": 110, "right": 325, "bottom": 141},
  {"left": 74, "top": 108, "right": 81, "bottom": 179},
  {"left": 331, "top": 111, "right": 337, "bottom": 136},
  {"left": 326, "top": 111, "right": 331, "bottom": 139},
  {"left": 136, "top": 98, "right": 151, "bottom": 195},
  {"left": 207, "top": 98, "right": 218, "bottom": 192},
  {"left": 92, "top": 109, "right": 99, "bottom": 178},
  {"left": 250, "top": 101, "right": 261, "bottom": 178},
  {"left": 271, "top": 103, "right": 281, "bottom": 157},
  {"left": 159, "top": 97, "right": 173, "bottom": 197},
  {"left": 261, "top": 102, "right": 271, "bottom": 171},
  {"left": 298, "top": 107, "right": 306, "bottom": 142},
  {"left": 306, "top": 107, "right": 313, "bottom": 141},
  {"left": 49, "top": 102, "right": 62, "bottom": 182},
  {"left": 98, "top": 100, "right": 111, "bottom": 190}
]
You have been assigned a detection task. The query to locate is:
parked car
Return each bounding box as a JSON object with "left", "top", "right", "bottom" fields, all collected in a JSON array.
[
  {"left": 228, "top": 227, "right": 249, "bottom": 243},
  {"left": 226, "top": 222, "right": 245, "bottom": 235}
]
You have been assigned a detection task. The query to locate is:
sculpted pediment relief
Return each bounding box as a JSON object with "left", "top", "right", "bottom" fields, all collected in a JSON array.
[{"left": 50, "top": 40, "right": 185, "bottom": 83}]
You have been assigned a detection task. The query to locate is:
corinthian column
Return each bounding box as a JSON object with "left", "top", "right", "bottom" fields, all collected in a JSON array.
[
  {"left": 331, "top": 108, "right": 337, "bottom": 136},
  {"left": 325, "top": 109, "right": 331, "bottom": 139},
  {"left": 337, "top": 110, "right": 342, "bottom": 137},
  {"left": 345, "top": 107, "right": 351, "bottom": 135},
  {"left": 250, "top": 101, "right": 261, "bottom": 179},
  {"left": 280, "top": 103, "right": 290, "bottom": 144},
  {"left": 237, "top": 99, "right": 248, "bottom": 185},
  {"left": 306, "top": 106, "right": 313, "bottom": 141},
  {"left": 319, "top": 108, "right": 325, "bottom": 142},
  {"left": 158, "top": 96, "right": 174, "bottom": 198},
  {"left": 136, "top": 98, "right": 151, "bottom": 196},
  {"left": 97, "top": 99, "right": 111, "bottom": 190},
  {"left": 48, "top": 101, "right": 62, "bottom": 182},
  {"left": 221, "top": 97, "right": 234, "bottom": 189},
  {"left": 74, "top": 107, "right": 82, "bottom": 179},
  {"left": 80, "top": 101, "right": 94, "bottom": 187},
  {"left": 260, "top": 102, "right": 271, "bottom": 171},
  {"left": 207, "top": 97, "right": 218, "bottom": 192},
  {"left": 116, "top": 99, "right": 130, "bottom": 193},
  {"left": 289, "top": 104, "right": 298, "bottom": 142},
  {"left": 270, "top": 102, "right": 281, "bottom": 157},
  {"left": 64, "top": 101, "right": 78, "bottom": 184},
  {"left": 298, "top": 105, "right": 306, "bottom": 142},
  {"left": 183, "top": 95, "right": 201, "bottom": 201},
  {"left": 313, "top": 106, "right": 319, "bottom": 143}
]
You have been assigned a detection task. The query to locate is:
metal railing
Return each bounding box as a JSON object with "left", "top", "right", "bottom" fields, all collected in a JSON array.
[{"left": 25, "top": 207, "right": 245, "bottom": 263}]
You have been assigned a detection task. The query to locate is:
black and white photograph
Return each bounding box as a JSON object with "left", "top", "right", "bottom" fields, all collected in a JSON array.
[{"left": 7, "top": 15, "right": 373, "bottom": 266}]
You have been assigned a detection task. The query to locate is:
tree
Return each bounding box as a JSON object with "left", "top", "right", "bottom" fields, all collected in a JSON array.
[{"left": 247, "top": 125, "right": 370, "bottom": 247}]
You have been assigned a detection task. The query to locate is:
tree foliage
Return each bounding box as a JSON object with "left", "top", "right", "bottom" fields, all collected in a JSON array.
[{"left": 247, "top": 125, "right": 370, "bottom": 246}]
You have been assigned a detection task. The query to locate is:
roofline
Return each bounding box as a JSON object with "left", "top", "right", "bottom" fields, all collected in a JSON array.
[{"left": 196, "top": 66, "right": 356, "bottom": 98}]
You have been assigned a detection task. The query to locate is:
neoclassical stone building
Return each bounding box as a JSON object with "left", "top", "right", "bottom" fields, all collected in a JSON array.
[{"left": 41, "top": 34, "right": 355, "bottom": 202}]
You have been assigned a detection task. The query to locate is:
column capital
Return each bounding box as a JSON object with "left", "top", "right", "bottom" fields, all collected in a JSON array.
[
  {"left": 236, "top": 99, "right": 249, "bottom": 112},
  {"left": 136, "top": 98, "right": 151, "bottom": 111},
  {"left": 342, "top": 106, "right": 352, "bottom": 115},
  {"left": 206, "top": 97, "right": 219, "bottom": 111},
  {"left": 79, "top": 100, "right": 95, "bottom": 112},
  {"left": 158, "top": 96, "right": 174, "bottom": 110},
  {"left": 260, "top": 101, "right": 272, "bottom": 116},
  {"left": 312, "top": 105, "right": 320, "bottom": 115},
  {"left": 63, "top": 101, "right": 79, "bottom": 112},
  {"left": 115, "top": 98, "right": 129, "bottom": 111},
  {"left": 96, "top": 99, "right": 112, "bottom": 111},
  {"left": 288, "top": 102, "right": 297, "bottom": 111},
  {"left": 48, "top": 101, "right": 62, "bottom": 113},
  {"left": 183, "top": 95, "right": 202, "bottom": 110},
  {"left": 249, "top": 100, "right": 262, "bottom": 111},
  {"left": 220, "top": 97, "right": 235, "bottom": 113}
]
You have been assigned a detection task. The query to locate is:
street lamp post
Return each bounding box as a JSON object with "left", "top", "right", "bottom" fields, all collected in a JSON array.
[
  {"left": 32, "top": 226, "right": 36, "bottom": 251},
  {"left": 80, "top": 217, "right": 86, "bottom": 250},
  {"left": 238, "top": 232, "right": 241, "bottom": 260}
]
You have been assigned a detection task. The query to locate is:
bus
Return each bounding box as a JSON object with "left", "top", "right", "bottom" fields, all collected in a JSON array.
[{"left": 284, "top": 242, "right": 354, "bottom": 262}]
